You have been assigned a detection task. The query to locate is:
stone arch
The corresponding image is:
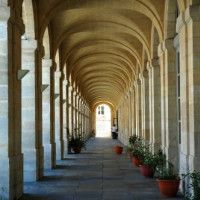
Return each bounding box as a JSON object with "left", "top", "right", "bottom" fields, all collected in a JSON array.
[
  {"left": 22, "top": 0, "right": 35, "bottom": 39},
  {"left": 91, "top": 101, "right": 115, "bottom": 136},
  {"left": 39, "top": 0, "right": 164, "bottom": 43},
  {"left": 151, "top": 25, "right": 159, "bottom": 59},
  {"left": 177, "top": 0, "right": 187, "bottom": 12},
  {"left": 43, "top": 27, "right": 50, "bottom": 58}
]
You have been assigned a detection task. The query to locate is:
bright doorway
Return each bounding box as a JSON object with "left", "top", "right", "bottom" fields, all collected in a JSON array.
[{"left": 96, "top": 104, "right": 111, "bottom": 137}]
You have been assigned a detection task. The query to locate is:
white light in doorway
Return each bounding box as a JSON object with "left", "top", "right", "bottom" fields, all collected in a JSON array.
[{"left": 96, "top": 104, "right": 111, "bottom": 138}]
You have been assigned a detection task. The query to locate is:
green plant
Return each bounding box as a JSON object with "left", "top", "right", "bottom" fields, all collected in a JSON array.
[
  {"left": 182, "top": 171, "right": 200, "bottom": 200},
  {"left": 156, "top": 161, "right": 177, "bottom": 180},
  {"left": 142, "top": 146, "right": 158, "bottom": 170},
  {"left": 125, "top": 144, "right": 133, "bottom": 152},
  {"left": 155, "top": 149, "right": 166, "bottom": 167},
  {"left": 129, "top": 135, "right": 138, "bottom": 146},
  {"left": 69, "top": 134, "right": 85, "bottom": 148},
  {"left": 130, "top": 137, "right": 143, "bottom": 158}
]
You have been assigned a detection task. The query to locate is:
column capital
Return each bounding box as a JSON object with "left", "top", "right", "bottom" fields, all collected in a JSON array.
[
  {"left": 150, "top": 58, "right": 160, "bottom": 68},
  {"left": 158, "top": 39, "right": 174, "bottom": 56},
  {"left": 176, "top": 12, "right": 186, "bottom": 34},
  {"left": 177, "top": 4, "right": 200, "bottom": 33},
  {"left": 22, "top": 39, "right": 37, "bottom": 52},
  {"left": 63, "top": 80, "right": 68, "bottom": 86},
  {"left": 42, "top": 58, "right": 52, "bottom": 68},
  {"left": 52, "top": 61, "right": 57, "bottom": 72},
  {"left": 73, "top": 90, "right": 77, "bottom": 96},
  {"left": 37, "top": 43, "right": 45, "bottom": 58},
  {"left": 132, "top": 83, "right": 136, "bottom": 91},
  {"left": 55, "top": 70, "right": 61, "bottom": 78},
  {"left": 68, "top": 86, "right": 73, "bottom": 91},
  {"left": 142, "top": 69, "right": 148, "bottom": 78},
  {"left": 185, "top": 4, "right": 200, "bottom": 23}
]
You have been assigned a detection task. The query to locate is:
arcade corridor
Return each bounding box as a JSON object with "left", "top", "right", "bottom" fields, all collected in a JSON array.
[
  {"left": 1, "top": 1, "right": 200, "bottom": 199},
  {"left": 20, "top": 138, "right": 183, "bottom": 200}
]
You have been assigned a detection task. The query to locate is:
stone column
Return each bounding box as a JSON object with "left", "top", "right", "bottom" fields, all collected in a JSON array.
[
  {"left": 0, "top": 5, "right": 24, "bottom": 199},
  {"left": 177, "top": 4, "right": 200, "bottom": 172},
  {"left": 142, "top": 70, "right": 150, "bottom": 144},
  {"left": 129, "top": 90, "right": 133, "bottom": 136},
  {"left": 21, "top": 39, "right": 38, "bottom": 181},
  {"left": 158, "top": 39, "right": 178, "bottom": 165},
  {"left": 73, "top": 91, "right": 77, "bottom": 133},
  {"left": 119, "top": 100, "right": 124, "bottom": 142},
  {"left": 81, "top": 101, "right": 84, "bottom": 138},
  {"left": 66, "top": 84, "right": 70, "bottom": 153},
  {"left": 62, "top": 79, "right": 68, "bottom": 157},
  {"left": 120, "top": 103, "right": 124, "bottom": 141},
  {"left": 83, "top": 103, "right": 86, "bottom": 138},
  {"left": 148, "top": 59, "right": 161, "bottom": 152},
  {"left": 71, "top": 88, "right": 74, "bottom": 136},
  {"left": 131, "top": 86, "right": 136, "bottom": 135},
  {"left": 76, "top": 96, "right": 79, "bottom": 130},
  {"left": 35, "top": 43, "right": 44, "bottom": 180},
  {"left": 67, "top": 86, "right": 73, "bottom": 136},
  {"left": 124, "top": 99, "right": 126, "bottom": 142},
  {"left": 42, "top": 58, "right": 52, "bottom": 169},
  {"left": 54, "top": 70, "right": 61, "bottom": 160},
  {"left": 136, "top": 79, "right": 142, "bottom": 137},
  {"left": 50, "top": 64, "right": 56, "bottom": 168}
]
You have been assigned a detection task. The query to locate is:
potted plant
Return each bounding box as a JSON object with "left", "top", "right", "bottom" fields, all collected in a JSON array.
[
  {"left": 129, "top": 135, "right": 138, "bottom": 146},
  {"left": 115, "top": 145, "right": 123, "bottom": 154},
  {"left": 132, "top": 144, "right": 145, "bottom": 167},
  {"left": 182, "top": 171, "right": 200, "bottom": 200},
  {"left": 125, "top": 144, "right": 133, "bottom": 157},
  {"left": 126, "top": 135, "right": 138, "bottom": 157},
  {"left": 131, "top": 137, "right": 144, "bottom": 167},
  {"left": 140, "top": 148, "right": 166, "bottom": 178},
  {"left": 139, "top": 146, "right": 157, "bottom": 178},
  {"left": 156, "top": 160, "right": 180, "bottom": 197},
  {"left": 69, "top": 134, "right": 85, "bottom": 154}
]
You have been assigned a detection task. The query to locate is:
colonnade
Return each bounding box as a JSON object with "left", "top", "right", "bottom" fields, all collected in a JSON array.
[
  {"left": 1, "top": 1, "right": 200, "bottom": 200},
  {"left": 118, "top": 3, "right": 200, "bottom": 177},
  {"left": 0, "top": 2, "right": 92, "bottom": 199}
]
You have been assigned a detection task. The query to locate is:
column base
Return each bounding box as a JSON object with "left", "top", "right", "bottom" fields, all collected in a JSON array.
[
  {"left": 61, "top": 140, "right": 68, "bottom": 159},
  {"left": 0, "top": 154, "right": 24, "bottom": 200},
  {"left": 23, "top": 149, "right": 37, "bottom": 182},
  {"left": 43, "top": 143, "right": 53, "bottom": 170},
  {"left": 52, "top": 142, "right": 56, "bottom": 168},
  {"left": 37, "top": 147, "right": 44, "bottom": 180},
  {"left": 56, "top": 141, "right": 62, "bottom": 161}
]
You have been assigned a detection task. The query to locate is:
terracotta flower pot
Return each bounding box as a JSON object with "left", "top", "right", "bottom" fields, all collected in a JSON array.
[
  {"left": 115, "top": 146, "right": 123, "bottom": 154},
  {"left": 132, "top": 157, "right": 140, "bottom": 167},
  {"left": 139, "top": 165, "right": 154, "bottom": 178},
  {"left": 157, "top": 178, "right": 180, "bottom": 197},
  {"left": 73, "top": 147, "right": 82, "bottom": 154},
  {"left": 128, "top": 150, "right": 133, "bottom": 158}
]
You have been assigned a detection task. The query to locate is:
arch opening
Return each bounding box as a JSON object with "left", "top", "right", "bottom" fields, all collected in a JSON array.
[{"left": 95, "top": 104, "right": 111, "bottom": 138}]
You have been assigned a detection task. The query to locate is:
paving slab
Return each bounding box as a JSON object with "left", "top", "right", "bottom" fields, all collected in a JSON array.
[{"left": 20, "top": 137, "right": 184, "bottom": 200}]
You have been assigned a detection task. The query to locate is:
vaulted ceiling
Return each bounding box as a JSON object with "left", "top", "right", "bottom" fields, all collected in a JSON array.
[{"left": 34, "top": 0, "right": 179, "bottom": 108}]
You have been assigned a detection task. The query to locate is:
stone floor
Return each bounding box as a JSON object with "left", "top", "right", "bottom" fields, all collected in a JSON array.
[{"left": 20, "top": 137, "right": 184, "bottom": 200}]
